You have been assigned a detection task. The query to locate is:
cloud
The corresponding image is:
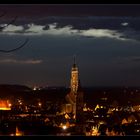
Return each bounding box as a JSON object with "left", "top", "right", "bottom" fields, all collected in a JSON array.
[
  {"left": 79, "top": 28, "right": 124, "bottom": 40},
  {"left": 2, "top": 24, "right": 24, "bottom": 32},
  {"left": 26, "top": 23, "right": 45, "bottom": 33},
  {"left": 121, "top": 22, "right": 129, "bottom": 26},
  {"left": 0, "top": 59, "right": 43, "bottom": 64},
  {"left": 0, "top": 23, "right": 134, "bottom": 41}
]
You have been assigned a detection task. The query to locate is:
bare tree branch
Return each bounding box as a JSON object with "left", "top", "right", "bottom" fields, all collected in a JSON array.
[
  {"left": 0, "top": 38, "right": 29, "bottom": 53},
  {"left": 0, "top": 16, "right": 18, "bottom": 31},
  {"left": 0, "top": 14, "right": 29, "bottom": 53}
]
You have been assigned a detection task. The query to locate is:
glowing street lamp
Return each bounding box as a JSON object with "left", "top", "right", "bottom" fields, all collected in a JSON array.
[
  {"left": 15, "top": 126, "right": 23, "bottom": 136},
  {"left": 33, "top": 87, "right": 37, "bottom": 91},
  {"left": 19, "top": 102, "right": 22, "bottom": 105},
  {"left": 8, "top": 103, "right": 12, "bottom": 107},
  {"left": 38, "top": 102, "right": 42, "bottom": 107},
  {"left": 62, "top": 125, "right": 67, "bottom": 130}
]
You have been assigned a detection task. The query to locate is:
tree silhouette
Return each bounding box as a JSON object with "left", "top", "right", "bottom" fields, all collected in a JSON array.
[
  {"left": 0, "top": 13, "right": 29, "bottom": 53},
  {"left": 0, "top": 38, "right": 29, "bottom": 53}
]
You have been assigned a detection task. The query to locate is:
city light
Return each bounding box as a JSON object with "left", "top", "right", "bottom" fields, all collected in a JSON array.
[
  {"left": 15, "top": 126, "right": 23, "bottom": 136},
  {"left": 0, "top": 4, "right": 140, "bottom": 137},
  {"left": 0, "top": 100, "right": 11, "bottom": 110},
  {"left": 0, "top": 107, "right": 11, "bottom": 110},
  {"left": 33, "top": 87, "right": 37, "bottom": 91},
  {"left": 38, "top": 102, "right": 42, "bottom": 107},
  {"left": 8, "top": 103, "right": 12, "bottom": 107},
  {"left": 62, "top": 125, "right": 67, "bottom": 130}
]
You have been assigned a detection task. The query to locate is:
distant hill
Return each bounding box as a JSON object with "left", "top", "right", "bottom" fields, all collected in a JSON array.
[
  {"left": 0, "top": 84, "right": 31, "bottom": 91},
  {"left": 0, "top": 85, "right": 140, "bottom": 106},
  {"left": 0, "top": 84, "right": 32, "bottom": 100}
]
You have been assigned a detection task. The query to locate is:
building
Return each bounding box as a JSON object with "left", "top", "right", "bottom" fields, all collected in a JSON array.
[
  {"left": 0, "top": 99, "right": 11, "bottom": 110},
  {"left": 70, "top": 56, "right": 79, "bottom": 94},
  {"left": 0, "top": 99, "right": 11, "bottom": 122},
  {"left": 61, "top": 103, "right": 73, "bottom": 114},
  {"left": 65, "top": 56, "right": 79, "bottom": 116},
  {"left": 65, "top": 56, "right": 85, "bottom": 135}
]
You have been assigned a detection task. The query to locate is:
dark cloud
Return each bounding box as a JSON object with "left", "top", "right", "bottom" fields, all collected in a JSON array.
[
  {"left": 0, "top": 15, "right": 140, "bottom": 86},
  {"left": 1, "top": 16, "right": 140, "bottom": 43}
]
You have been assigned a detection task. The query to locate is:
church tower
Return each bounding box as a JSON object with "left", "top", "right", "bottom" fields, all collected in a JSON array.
[
  {"left": 70, "top": 55, "right": 79, "bottom": 94},
  {"left": 65, "top": 56, "right": 85, "bottom": 135},
  {"left": 65, "top": 56, "right": 79, "bottom": 116}
]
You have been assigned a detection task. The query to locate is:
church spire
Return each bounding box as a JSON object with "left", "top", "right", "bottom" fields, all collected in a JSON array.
[{"left": 73, "top": 55, "right": 76, "bottom": 68}]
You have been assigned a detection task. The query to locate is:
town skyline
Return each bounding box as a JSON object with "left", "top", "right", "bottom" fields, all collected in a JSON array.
[{"left": 0, "top": 4, "right": 140, "bottom": 136}]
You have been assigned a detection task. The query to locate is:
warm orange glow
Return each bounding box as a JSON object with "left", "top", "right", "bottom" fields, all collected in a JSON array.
[
  {"left": 19, "top": 102, "right": 22, "bottom": 105},
  {"left": 95, "top": 104, "right": 100, "bottom": 111},
  {"left": 15, "top": 126, "right": 23, "bottom": 136},
  {"left": 0, "top": 107, "right": 11, "bottom": 110},
  {"left": 0, "top": 100, "right": 11, "bottom": 110},
  {"left": 62, "top": 125, "right": 67, "bottom": 130},
  {"left": 8, "top": 103, "right": 12, "bottom": 107},
  {"left": 65, "top": 114, "right": 70, "bottom": 119},
  {"left": 38, "top": 102, "right": 42, "bottom": 107}
]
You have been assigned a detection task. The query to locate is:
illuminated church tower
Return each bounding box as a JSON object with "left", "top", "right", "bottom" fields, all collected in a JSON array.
[
  {"left": 65, "top": 56, "right": 85, "bottom": 134},
  {"left": 71, "top": 56, "right": 79, "bottom": 94},
  {"left": 65, "top": 56, "right": 79, "bottom": 116}
]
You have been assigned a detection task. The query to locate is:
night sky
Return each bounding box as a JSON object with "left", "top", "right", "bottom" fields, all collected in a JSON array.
[{"left": 0, "top": 4, "right": 140, "bottom": 87}]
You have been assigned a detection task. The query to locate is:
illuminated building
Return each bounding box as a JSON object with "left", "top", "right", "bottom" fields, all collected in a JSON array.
[
  {"left": 65, "top": 56, "right": 79, "bottom": 115},
  {"left": 65, "top": 56, "right": 85, "bottom": 134},
  {"left": 61, "top": 104, "right": 73, "bottom": 114},
  {"left": 0, "top": 100, "right": 12, "bottom": 122},
  {"left": 15, "top": 126, "right": 23, "bottom": 136},
  {"left": 0, "top": 100, "right": 11, "bottom": 110},
  {"left": 65, "top": 104, "right": 73, "bottom": 113},
  {"left": 70, "top": 56, "right": 79, "bottom": 94}
]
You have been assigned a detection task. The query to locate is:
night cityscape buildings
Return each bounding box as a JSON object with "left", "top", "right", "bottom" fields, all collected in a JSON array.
[
  {"left": 0, "top": 4, "right": 140, "bottom": 137},
  {"left": 0, "top": 56, "right": 140, "bottom": 136}
]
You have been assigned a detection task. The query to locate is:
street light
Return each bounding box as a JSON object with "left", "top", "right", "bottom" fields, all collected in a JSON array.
[
  {"left": 62, "top": 125, "right": 67, "bottom": 130},
  {"left": 8, "top": 103, "right": 12, "bottom": 107},
  {"left": 38, "top": 102, "right": 42, "bottom": 107}
]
